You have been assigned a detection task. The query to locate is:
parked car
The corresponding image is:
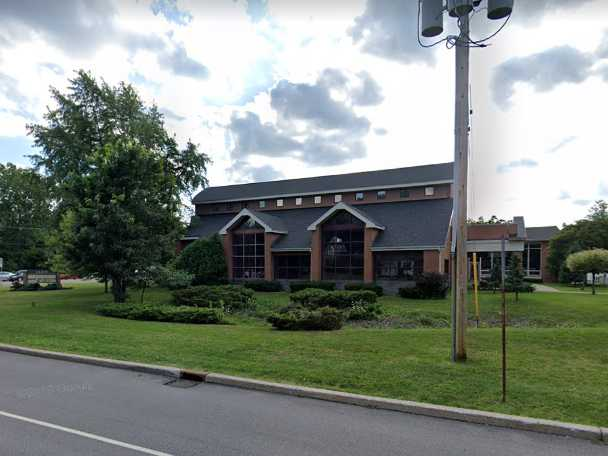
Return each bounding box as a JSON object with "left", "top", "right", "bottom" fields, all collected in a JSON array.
[
  {"left": 8, "top": 270, "right": 27, "bottom": 282},
  {"left": 0, "top": 272, "right": 14, "bottom": 282}
]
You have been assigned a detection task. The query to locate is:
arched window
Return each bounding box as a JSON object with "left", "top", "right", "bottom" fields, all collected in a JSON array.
[
  {"left": 232, "top": 217, "right": 265, "bottom": 279},
  {"left": 322, "top": 211, "right": 364, "bottom": 280}
]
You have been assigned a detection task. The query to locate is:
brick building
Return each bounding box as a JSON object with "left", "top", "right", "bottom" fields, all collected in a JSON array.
[{"left": 182, "top": 162, "right": 559, "bottom": 291}]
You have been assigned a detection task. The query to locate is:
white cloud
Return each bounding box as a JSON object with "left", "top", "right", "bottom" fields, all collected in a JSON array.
[{"left": 0, "top": 0, "right": 607, "bottom": 229}]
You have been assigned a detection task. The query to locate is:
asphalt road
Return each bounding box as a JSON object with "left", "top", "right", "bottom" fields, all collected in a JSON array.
[{"left": 0, "top": 351, "right": 604, "bottom": 456}]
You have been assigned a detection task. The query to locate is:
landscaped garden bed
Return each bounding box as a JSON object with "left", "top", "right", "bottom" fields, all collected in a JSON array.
[{"left": 1, "top": 282, "right": 607, "bottom": 427}]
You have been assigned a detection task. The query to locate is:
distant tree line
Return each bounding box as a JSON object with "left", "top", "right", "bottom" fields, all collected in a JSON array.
[{"left": 548, "top": 201, "right": 608, "bottom": 284}]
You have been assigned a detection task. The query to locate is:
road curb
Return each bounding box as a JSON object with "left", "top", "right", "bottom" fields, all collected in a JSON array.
[
  {"left": 0, "top": 344, "right": 604, "bottom": 444},
  {"left": 204, "top": 373, "right": 605, "bottom": 443},
  {"left": 0, "top": 343, "right": 181, "bottom": 379}
]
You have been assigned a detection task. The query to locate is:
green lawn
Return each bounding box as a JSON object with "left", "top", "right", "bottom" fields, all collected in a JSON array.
[{"left": 0, "top": 283, "right": 606, "bottom": 427}]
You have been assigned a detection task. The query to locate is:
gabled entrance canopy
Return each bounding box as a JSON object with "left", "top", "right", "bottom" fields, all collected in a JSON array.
[
  {"left": 219, "top": 208, "right": 288, "bottom": 235},
  {"left": 306, "top": 202, "right": 385, "bottom": 231}
]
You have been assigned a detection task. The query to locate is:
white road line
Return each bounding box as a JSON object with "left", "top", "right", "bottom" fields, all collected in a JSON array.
[{"left": 0, "top": 410, "right": 175, "bottom": 456}]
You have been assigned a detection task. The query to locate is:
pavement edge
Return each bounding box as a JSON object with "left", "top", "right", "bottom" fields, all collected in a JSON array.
[
  {"left": 0, "top": 343, "right": 181, "bottom": 379},
  {"left": 0, "top": 343, "right": 604, "bottom": 444}
]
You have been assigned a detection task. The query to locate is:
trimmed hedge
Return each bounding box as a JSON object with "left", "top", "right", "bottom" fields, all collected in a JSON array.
[
  {"left": 399, "top": 272, "right": 449, "bottom": 300},
  {"left": 11, "top": 282, "right": 63, "bottom": 292},
  {"left": 478, "top": 280, "right": 535, "bottom": 293},
  {"left": 97, "top": 304, "right": 224, "bottom": 324},
  {"left": 172, "top": 285, "right": 255, "bottom": 311},
  {"left": 175, "top": 234, "right": 227, "bottom": 285},
  {"left": 344, "top": 282, "right": 384, "bottom": 296},
  {"left": 289, "top": 281, "right": 336, "bottom": 292},
  {"left": 241, "top": 280, "right": 283, "bottom": 292},
  {"left": 290, "top": 289, "right": 377, "bottom": 310},
  {"left": 267, "top": 306, "right": 343, "bottom": 330}
]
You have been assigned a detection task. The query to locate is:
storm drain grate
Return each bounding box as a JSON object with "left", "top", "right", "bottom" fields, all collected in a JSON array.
[{"left": 163, "top": 378, "right": 201, "bottom": 389}]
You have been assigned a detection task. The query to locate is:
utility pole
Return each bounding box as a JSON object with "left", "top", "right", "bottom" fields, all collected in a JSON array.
[
  {"left": 418, "top": 0, "right": 514, "bottom": 363},
  {"left": 452, "top": 12, "right": 470, "bottom": 361}
]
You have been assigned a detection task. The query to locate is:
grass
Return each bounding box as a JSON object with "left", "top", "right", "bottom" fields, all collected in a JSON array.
[{"left": 0, "top": 283, "right": 606, "bottom": 427}]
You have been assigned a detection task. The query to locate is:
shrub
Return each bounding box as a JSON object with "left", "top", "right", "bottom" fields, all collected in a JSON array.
[
  {"left": 346, "top": 303, "right": 383, "bottom": 321},
  {"left": 157, "top": 267, "right": 193, "bottom": 290},
  {"left": 415, "top": 272, "right": 449, "bottom": 298},
  {"left": 506, "top": 282, "right": 535, "bottom": 293},
  {"left": 398, "top": 286, "right": 423, "bottom": 299},
  {"left": 11, "top": 282, "right": 63, "bottom": 292},
  {"left": 399, "top": 273, "right": 449, "bottom": 300},
  {"left": 267, "top": 306, "right": 343, "bottom": 330},
  {"left": 289, "top": 281, "right": 335, "bottom": 293},
  {"left": 344, "top": 282, "right": 384, "bottom": 296},
  {"left": 241, "top": 280, "right": 283, "bottom": 292},
  {"left": 98, "top": 304, "right": 224, "bottom": 324},
  {"left": 172, "top": 285, "right": 255, "bottom": 311},
  {"left": 290, "top": 289, "right": 377, "bottom": 310},
  {"left": 175, "top": 234, "right": 227, "bottom": 285}
]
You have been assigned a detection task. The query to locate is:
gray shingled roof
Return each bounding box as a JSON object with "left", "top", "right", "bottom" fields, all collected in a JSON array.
[
  {"left": 247, "top": 209, "right": 287, "bottom": 233},
  {"left": 526, "top": 226, "right": 560, "bottom": 242},
  {"left": 193, "top": 162, "right": 453, "bottom": 203},
  {"left": 185, "top": 199, "right": 453, "bottom": 251}
]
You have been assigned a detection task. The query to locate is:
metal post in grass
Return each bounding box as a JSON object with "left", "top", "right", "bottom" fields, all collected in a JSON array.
[{"left": 500, "top": 235, "right": 507, "bottom": 403}]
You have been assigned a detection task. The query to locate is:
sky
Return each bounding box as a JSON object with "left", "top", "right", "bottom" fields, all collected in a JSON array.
[{"left": 1, "top": 0, "right": 607, "bottom": 227}]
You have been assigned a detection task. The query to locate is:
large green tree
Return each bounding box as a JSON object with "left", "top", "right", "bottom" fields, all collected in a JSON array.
[
  {"left": 0, "top": 163, "right": 52, "bottom": 271},
  {"left": 28, "top": 71, "right": 210, "bottom": 302},
  {"left": 548, "top": 201, "right": 608, "bottom": 281},
  {"left": 28, "top": 70, "right": 209, "bottom": 209}
]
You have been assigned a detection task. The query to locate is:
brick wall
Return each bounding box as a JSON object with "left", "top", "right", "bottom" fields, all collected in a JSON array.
[{"left": 195, "top": 184, "right": 452, "bottom": 216}]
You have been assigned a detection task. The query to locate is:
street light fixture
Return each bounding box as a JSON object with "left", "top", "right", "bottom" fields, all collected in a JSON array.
[{"left": 418, "top": 0, "right": 513, "bottom": 362}]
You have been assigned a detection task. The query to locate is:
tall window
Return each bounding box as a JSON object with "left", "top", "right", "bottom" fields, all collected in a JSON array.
[
  {"left": 275, "top": 254, "right": 310, "bottom": 280},
  {"left": 375, "top": 252, "right": 423, "bottom": 281},
  {"left": 322, "top": 211, "right": 364, "bottom": 280},
  {"left": 471, "top": 251, "right": 514, "bottom": 278},
  {"left": 355, "top": 192, "right": 364, "bottom": 201},
  {"left": 232, "top": 218, "right": 265, "bottom": 279},
  {"left": 524, "top": 243, "right": 541, "bottom": 277},
  {"left": 377, "top": 190, "right": 386, "bottom": 200}
]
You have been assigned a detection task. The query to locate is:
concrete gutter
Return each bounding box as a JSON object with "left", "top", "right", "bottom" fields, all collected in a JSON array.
[
  {"left": 0, "top": 343, "right": 605, "bottom": 444},
  {"left": 0, "top": 343, "right": 181, "bottom": 379}
]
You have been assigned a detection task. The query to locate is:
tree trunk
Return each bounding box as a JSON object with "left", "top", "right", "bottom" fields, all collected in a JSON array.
[
  {"left": 140, "top": 285, "right": 146, "bottom": 305},
  {"left": 592, "top": 273, "right": 596, "bottom": 295},
  {"left": 111, "top": 276, "right": 127, "bottom": 303},
  {"left": 104, "top": 275, "right": 108, "bottom": 294}
]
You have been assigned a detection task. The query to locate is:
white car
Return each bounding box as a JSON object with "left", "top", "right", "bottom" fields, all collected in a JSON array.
[{"left": 0, "top": 272, "right": 14, "bottom": 282}]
